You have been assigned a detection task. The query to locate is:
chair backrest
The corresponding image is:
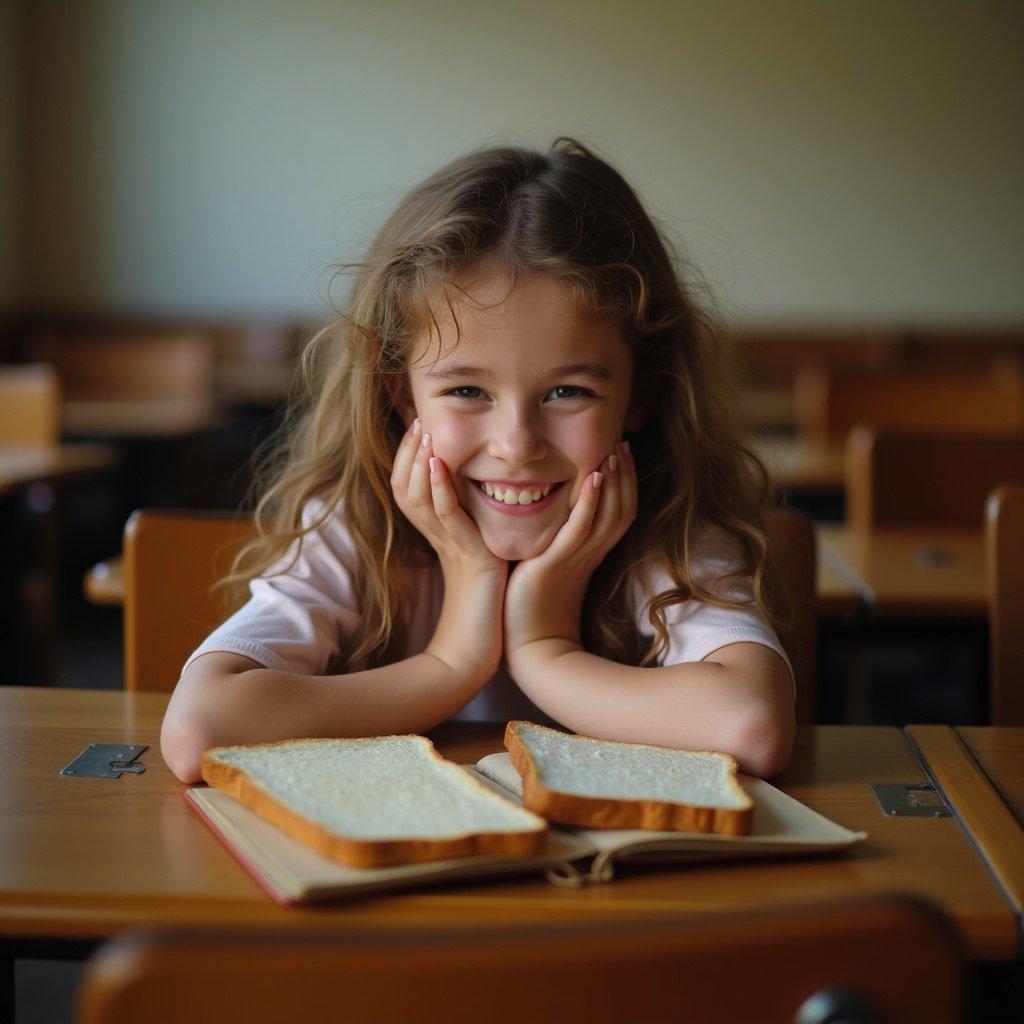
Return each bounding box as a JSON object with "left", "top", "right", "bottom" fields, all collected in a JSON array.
[
  {"left": 123, "top": 510, "right": 254, "bottom": 692},
  {"left": 33, "top": 330, "right": 214, "bottom": 403},
  {"left": 76, "top": 895, "right": 963, "bottom": 1024},
  {"left": 0, "top": 363, "right": 60, "bottom": 444},
  {"left": 846, "top": 429, "right": 1024, "bottom": 531},
  {"left": 765, "top": 507, "right": 817, "bottom": 725},
  {"left": 985, "top": 483, "right": 1024, "bottom": 726},
  {"left": 794, "top": 363, "right": 1024, "bottom": 445}
]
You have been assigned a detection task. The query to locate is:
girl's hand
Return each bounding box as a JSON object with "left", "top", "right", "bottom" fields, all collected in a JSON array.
[
  {"left": 391, "top": 419, "right": 508, "bottom": 586},
  {"left": 504, "top": 440, "right": 637, "bottom": 664}
]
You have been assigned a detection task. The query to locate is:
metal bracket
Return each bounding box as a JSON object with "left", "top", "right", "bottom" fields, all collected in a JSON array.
[
  {"left": 60, "top": 743, "right": 148, "bottom": 779},
  {"left": 871, "top": 782, "right": 950, "bottom": 818}
]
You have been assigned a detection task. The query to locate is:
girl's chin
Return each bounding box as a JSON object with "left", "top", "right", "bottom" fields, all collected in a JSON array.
[{"left": 479, "top": 527, "right": 558, "bottom": 562}]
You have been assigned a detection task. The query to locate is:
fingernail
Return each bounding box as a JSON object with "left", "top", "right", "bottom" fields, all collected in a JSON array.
[
  {"left": 412, "top": 418, "right": 421, "bottom": 437},
  {"left": 608, "top": 454, "right": 618, "bottom": 472},
  {"left": 592, "top": 471, "right": 603, "bottom": 488},
  {"left": 429, "top": 457, "right": 438, "bottom": 474},
  {"left": 421, "top": 432, "right": 431, "bottom": 449},
  {"left": 620, "top": 440, "right": 630, "bottom": 455}
]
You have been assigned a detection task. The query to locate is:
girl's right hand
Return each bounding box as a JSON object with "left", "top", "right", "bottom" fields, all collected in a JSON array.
[{"left": 391, "top": 418, "right": 508, "bottom": 585}]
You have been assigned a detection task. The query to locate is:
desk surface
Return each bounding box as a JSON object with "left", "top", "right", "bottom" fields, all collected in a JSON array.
[
  {"left": 958, "top": 727, "right": 1024, "bottom": 828},
  {"left": 818, "top": 525, "right": 984, "bottom": 616},
  {"left": 749, "top": 435, "right": 845, "bottom": 493},
  {"left": 0, "top": 687, "right": 1019, "bottom": 960},
  {"left": 0, "top": 443, "right": 117, "bottom": 495}
]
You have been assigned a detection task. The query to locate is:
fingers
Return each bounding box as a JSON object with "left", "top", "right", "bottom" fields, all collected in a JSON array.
[
  {"left": 427, "top": 455, "right": 483, "bottom": 547},
  {"left": 390, "top": 417, "right": 422, "bottom": 494}
]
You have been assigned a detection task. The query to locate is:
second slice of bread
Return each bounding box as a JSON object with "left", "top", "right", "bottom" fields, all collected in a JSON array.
[
  {"left": 202, "top": 736, "right": 549, "bottom": 867},
  {"left": 505, "top": 721, "right": 753, "bottom": 836}
]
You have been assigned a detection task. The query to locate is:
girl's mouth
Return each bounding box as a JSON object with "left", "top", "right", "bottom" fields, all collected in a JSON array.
[{"left": 469, "top": 480, "right": 566, "bottom": 515}]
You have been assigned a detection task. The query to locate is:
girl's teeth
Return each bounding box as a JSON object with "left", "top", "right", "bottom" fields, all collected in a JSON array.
[{"left": 479, "top": 482, "right": 551, "bottom": 504}]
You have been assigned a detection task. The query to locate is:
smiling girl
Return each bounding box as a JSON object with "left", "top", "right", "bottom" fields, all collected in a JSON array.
[{"left": 160, "top": 138, "right": 796, "bottom": 785}]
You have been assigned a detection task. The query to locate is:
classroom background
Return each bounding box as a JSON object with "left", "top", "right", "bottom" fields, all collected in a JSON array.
[{"left": 2, "top": 2, "right": 1023, "bottom": 1021}]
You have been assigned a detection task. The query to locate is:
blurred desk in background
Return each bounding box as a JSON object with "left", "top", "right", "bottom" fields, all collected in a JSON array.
[
  {"left": 62, "top": 400, "right": 229, "bottom": 439},
  {"left": 750, "top": 435, "right": 845, "bottom": 495},
  {"left": 0, "top": 443, "right": 119, "bottom": 685},
  {"left": 0, "top": 443, "right": 117, "bottom": 495},
  {"left": 817, "top": 525, "right": 985, "bottom": 617}
]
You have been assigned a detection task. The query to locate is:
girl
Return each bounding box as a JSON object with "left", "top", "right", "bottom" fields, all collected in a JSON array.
[{"left": 160, "top": 137, "right": 796, "bottom": 785}]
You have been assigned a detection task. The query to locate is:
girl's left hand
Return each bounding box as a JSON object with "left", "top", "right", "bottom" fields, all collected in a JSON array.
[{"left": 504, "top": 440, "right": 636, "bottom": 664}]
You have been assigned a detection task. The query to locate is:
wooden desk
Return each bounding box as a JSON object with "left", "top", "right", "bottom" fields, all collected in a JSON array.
[
  {"left": 749, "top": 435, "right": 845, "bottom": 494},
  {"left": 62, "top": 400, "right": 228, "bottom": 439},
  {"left": 957, "top": 727, "right": 1024, "bottom": 827},
  {"left": 908, "top": 726, "right": 1024, "bottom": 935},
  {"left": 818, "top": 525, "right": 984, "bottom": 617},
  {"left": 0, "top": 443, "right": 117, "bottom": 496},
  {"left": 0, "top": 687, "right": 1018, "bottom": 974}
]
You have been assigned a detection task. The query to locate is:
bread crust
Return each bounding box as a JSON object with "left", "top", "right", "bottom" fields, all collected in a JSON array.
[
  {"left": 504, "top": 721, "right": 753, "bottom": 836},
  {"left": 201, "top": 735, "right": 548, "bottom": 868}
]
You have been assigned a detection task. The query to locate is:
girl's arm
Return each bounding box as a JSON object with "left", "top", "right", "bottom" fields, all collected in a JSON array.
[
  {"left": 160, "top": 647, "right": 494, "bottom": 785},
  {"left": 161, "top": 567, "right": 507, "bottom": 784},
  {"left": 506, "top": 640, "right": 795, "bottom": 778}
]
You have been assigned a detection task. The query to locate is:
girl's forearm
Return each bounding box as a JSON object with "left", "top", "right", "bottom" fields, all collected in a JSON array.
[
  {"left": 508, "top": 641, "right": 793, "bottom": 777},
  {"left": 163, "top": 653, "right": 486, "bottom": 783}
]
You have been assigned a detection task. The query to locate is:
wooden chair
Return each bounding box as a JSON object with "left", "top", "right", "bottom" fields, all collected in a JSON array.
[
  {"left": 794, "top": 363, "right": 1024, "bottom": 446},
  {"left": 766, "top": 507, "right": 817, "bottom": 725},
  {"left": 0, "top": 363, "right": 60, "bottom": 445},
  {"left": 123, "top": 510, "right": 254, "bottom": 692},
  {"left": 845, "top": 429, "right": 1024, "bottom": 531},
  {"left": 32, "top": 329, "right": 215, "bottom": 403},
  {"left": 76, "top": 895, "right": 963, "bottom": 1024},
  {"left": 985, "top": 483, "right": 1024, "bottom": 725}
]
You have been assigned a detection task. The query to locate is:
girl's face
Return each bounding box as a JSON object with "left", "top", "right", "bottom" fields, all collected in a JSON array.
[{"left": 401, "top": 272, "right": 644, "bottom": 561}]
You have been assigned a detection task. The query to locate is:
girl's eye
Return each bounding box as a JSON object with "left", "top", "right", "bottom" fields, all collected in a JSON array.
[{"left": 444, "top": 385, "right": 592, "bottom": 401}]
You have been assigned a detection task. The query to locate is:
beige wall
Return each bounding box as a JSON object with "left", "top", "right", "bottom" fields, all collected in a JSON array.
[{"left": 12, "top": 0, "right": 1024, "bottom": 325}]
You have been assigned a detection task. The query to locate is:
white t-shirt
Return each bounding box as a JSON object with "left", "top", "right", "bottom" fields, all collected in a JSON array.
[{"left": 183, "top": 499, "right": 794, "bottom": 724}]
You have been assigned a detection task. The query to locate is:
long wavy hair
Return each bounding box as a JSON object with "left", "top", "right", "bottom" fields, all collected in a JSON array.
[{"left": 221, "top": 136, "right": 777, "bottom": 672}]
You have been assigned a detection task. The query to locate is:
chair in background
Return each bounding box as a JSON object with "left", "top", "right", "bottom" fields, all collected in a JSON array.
[
  {"left": 123, "top": 509, "right": 254, "bottom": 692},
  {"left": 766, "top": 507, "right": 817, "bottom": 725},
  {"left": 76, "top": 895, "right": 963, "bottom": 1024},
  {"left": 845, "top": 429, "right": 1024, "bottom": 532},
  {"left": 985, "top": 483, "right": 1024, "bottom": 726},
  {"left": 794, "top": 363, "right": 1024, "bottom": 447},
  {"left": 0, "top": 363, "right": 60, "bottom": 445},
  {"left": 32, "top": 329, "right": 215, "bottom": 408}
]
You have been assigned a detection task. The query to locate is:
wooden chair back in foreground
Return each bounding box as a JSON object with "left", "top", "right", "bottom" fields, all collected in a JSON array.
[
  {"left": 985, "top": 483, "right": 1024, "bottom": 726},
  {"left": 124, "top": 510, "right": 254, "bottom": 692},
  {"left": 33, "top": 330, "right": 215, "bottom": 404},
  {"left": 77, "top": 896, "right": 963, "bottom": 1024},
  {"left": 766, "top": 507, "right": 817, "bottom": 724},
  {"left": 0, "top": 363, "right": 60, "bottom": 445},
  {"left": 794, "top": 363, "right": 1024, "bottom": 446},
  {"left": 845, "top": 429, "right": 1024, "bottom": 532}
]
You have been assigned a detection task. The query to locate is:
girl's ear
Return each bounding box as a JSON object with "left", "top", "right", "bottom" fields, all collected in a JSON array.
[{"left": 388, "top": 376, "right": 417, "bottom": 428}]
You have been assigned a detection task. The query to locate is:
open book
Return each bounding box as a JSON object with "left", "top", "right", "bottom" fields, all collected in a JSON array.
[{"left": 185, "top": 751, "right": 867, "bottom": 905}]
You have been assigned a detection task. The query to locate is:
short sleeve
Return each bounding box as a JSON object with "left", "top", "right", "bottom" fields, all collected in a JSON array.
[
  {"left": 631, "top": 529, "right": 795, "bottom": 697},
  {"left": 181, "top": 497, "right": 361, "bottom": 677}
]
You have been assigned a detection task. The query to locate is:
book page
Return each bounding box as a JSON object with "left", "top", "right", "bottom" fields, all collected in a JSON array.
[{"left": 474, "top": 752, "right": 867, "bottom": 855}]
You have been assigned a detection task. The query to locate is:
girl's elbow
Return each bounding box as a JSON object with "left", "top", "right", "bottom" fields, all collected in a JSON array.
[
  {"left": 731, "top": 707, "right": 795, "bottom": 779},
  {"left": 160, "top": 713, "right": 208, "bottom": 785}
]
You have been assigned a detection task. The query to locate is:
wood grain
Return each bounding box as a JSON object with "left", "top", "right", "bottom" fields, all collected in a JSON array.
[{"left": 957, "top": 727, "right": 1024, "bottom": 828}]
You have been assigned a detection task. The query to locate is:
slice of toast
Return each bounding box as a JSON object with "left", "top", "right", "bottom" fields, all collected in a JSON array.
[
  {"left": 504, "top": 721, "right": 753, "bottom": 836},
  {"left": 201, "top": 735, "right": 548, "bottom": 867}
]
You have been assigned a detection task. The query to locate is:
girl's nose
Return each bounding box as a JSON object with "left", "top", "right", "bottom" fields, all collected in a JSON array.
[{"left": 487, "top": 410, "right": 548, "bottom": 466}]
